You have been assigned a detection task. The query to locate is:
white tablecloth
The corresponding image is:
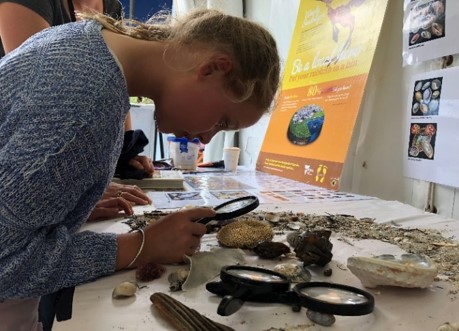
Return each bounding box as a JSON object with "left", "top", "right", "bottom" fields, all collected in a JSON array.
[{"left": 54, "top": 199, "right": 459, "bottom": 331}]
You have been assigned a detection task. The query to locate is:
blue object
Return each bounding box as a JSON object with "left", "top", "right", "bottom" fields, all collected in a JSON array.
[{"left": 167, "top": 136, "right": 200, "bottom": 153}]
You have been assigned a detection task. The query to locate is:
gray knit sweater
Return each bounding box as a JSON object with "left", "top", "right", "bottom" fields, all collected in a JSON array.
[{"left": 0, "top": 20, "right": 131, "bottom": 299}]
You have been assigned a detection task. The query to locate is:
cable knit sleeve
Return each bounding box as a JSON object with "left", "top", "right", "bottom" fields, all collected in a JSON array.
[{"left": 0, "top": 20, "right": 131, "bottom": 299}]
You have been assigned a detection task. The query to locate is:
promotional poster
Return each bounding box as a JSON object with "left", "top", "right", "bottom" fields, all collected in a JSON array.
[{"left": 257, "top": 0, "right": 389, "bottom": 190}]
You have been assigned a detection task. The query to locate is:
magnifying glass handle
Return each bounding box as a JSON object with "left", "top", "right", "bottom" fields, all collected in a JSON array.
[
  {"left": 195, "top": 216, "right": 214, "bottom": 224},
  {"left": 217, "top": 295, "right": 245, "bottom": 316}
]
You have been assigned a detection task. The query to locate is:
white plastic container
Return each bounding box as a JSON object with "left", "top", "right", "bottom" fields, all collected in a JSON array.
[{"left": 167, "top": 136, "right": 200, "bottom": 170}]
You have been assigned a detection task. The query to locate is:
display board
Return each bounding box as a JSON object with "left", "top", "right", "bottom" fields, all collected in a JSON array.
[
  {"left": 403, "top": 66, "right": 459, "bottom": 188},
  {"left": 257, "top": 0, "right": 388, "bottom": 190},
  {"left": 402, "top": 0, "right": 458, "bottom": 66}
]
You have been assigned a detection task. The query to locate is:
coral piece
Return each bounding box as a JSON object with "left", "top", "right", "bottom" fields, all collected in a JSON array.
[
  {"left": 217, "top": 220, "right": 274, "bottom": 249},
  {"left": 136, "top": 262, "right": 166, "bottom": 282},
  {"left": 347, "top": 254, "right": 438, "bottom": 288},
  {"left": 151, "top": 292, "right": 235, "bottom": 331},
  {"left": 112, "top": 281, "right": 137, "bottom": 299},
  {"left": 253, "top": 241, "right": 291, "bottom": 259},
  {"left": 287, "top": 230, "right": 333, "bottom": 267}
]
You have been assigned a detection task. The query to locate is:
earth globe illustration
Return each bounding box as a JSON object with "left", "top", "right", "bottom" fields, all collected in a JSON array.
[{"left": 287, "top": 104, "right": 325, "bottom": 145}]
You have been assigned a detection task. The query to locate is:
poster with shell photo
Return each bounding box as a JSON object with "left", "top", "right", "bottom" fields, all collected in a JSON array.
[
  {"left": 404, "top": 66, "right": 459, "bottom": 188},
  {"left": 403, "top": 0, "right": 459, "bottom": 66}
]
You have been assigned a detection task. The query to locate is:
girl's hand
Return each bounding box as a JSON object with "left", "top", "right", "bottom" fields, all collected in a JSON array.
[{"left": 104, "top": 182, "right": 151, "bottom": 205}]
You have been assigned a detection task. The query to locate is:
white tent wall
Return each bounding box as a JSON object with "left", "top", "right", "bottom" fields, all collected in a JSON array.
[{"left": 241, "top": 0, "right": 459, "bottom": 219}]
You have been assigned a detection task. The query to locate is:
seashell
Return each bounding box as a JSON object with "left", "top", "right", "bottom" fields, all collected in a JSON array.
[
  {"left": 306, "top": 310, "right": 336, "bottom": 327},
  {"left": 410, "top": 33, "right": 420, "bottom": 44},
  {"left": 347, "top": 254, "right": 438, "bottom": 288},
  {"left": 421, "top": 81, "right": 431, "bottom": 90},
  {"left": 431, "top": 79, "right": 442, "bottom": 90},
  {"left": 432, "top": 90, "right": 440, "bottom": 99},
  {"left": 438, "top": 322, "right": 459, "bottom": 331},
  {"left": 412, "top": 103, "right": 420, "bottom": 114},
  {"left": 286, "top": 222, "right": 304, "bottom": 230},
  {"left": 409, "top": 146, "right": 419, "bottom": 157},
  {"left": 112, "top": 281, "right": 137, "bottom": 299},
  {"left": 429, "top": 99, "right": 439, "bottom": 113},
  {"left": 421, "top": 30, "right": 431, "bottom": 39},
  {"left": 414, "top": 81, "right": 423, "bottom": 91},
  {"left": 423, "top": 88, "right": 432, "bottom": 104},
  {"left": 415, "top": 91, "right": 422, "bottom": 102},
  {"left": 273, "top": 263, "right": 312, "bottom": 283},
  {"left": 420, "top": 139, "right": 434, "bottom": 159},
  {"left": 253, "top": 241, "right": 291, "bottom": 259},
  {"left": 432, "top": 22, "right": 443, "bottom": 36},
  {"left": 217, "top": 219, "right": 274, "bottom": 249},
  {"left": 168, "top": 268, "right": 190, "bottom": 292},
  {"left": 420, "top": 103, "right": 429, "bottom": 115},
  {"left": 151, "top": 292, "right": 235, "bottom": 331}
]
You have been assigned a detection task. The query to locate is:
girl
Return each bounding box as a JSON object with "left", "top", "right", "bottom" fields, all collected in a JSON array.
[{"left": 0, "top": 9, "right": 280, "bottom": 329}]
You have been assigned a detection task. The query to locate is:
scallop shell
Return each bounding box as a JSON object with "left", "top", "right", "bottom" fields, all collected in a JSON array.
[
  {"left": 112, "top": 281, "right": 137, "bottom": 299},
  {"left": 431, "top": 79, "right": 442, "bottom": 90}
]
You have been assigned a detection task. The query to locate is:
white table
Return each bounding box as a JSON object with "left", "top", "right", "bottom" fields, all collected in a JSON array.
[{"left": 54, "top": 198, "right": 459, "bottom": 331}]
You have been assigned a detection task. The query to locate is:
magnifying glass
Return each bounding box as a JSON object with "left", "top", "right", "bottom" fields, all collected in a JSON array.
[
  {"left": 196, "top": 196, "right": 259, "bottom": 225},
  {"left": 206, "top": 265, "right": 374, "bottom": 317},
  {"left": 206, "top": 265, "right": 290, "bottom": 316}
]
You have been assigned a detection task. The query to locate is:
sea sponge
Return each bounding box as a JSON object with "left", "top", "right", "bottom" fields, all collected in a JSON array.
[{"left": 216, "top": 220, "right": 274, "bottom": 249}]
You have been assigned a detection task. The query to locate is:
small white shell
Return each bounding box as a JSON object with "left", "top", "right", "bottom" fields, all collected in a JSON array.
[{"left": 112, "top": 281, "right": 137, "bottom": 299}]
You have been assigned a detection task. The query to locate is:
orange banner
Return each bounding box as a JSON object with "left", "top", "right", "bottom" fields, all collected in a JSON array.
[{"left": 258, "top": 0, "right": 388, "bottom": 190}]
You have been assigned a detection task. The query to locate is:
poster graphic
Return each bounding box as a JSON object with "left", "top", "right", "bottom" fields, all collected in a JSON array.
[
  {"left": 404, "top": 67, "right": 459, "bottom": 188},
  {"left": 257, "top": 0, "right": 389, "bottom": 190},
  {"left": 403, "top": 0, "right": 459, "bottom": 66}
]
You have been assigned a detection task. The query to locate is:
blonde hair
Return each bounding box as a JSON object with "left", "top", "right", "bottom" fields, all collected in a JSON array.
[{"left": 79, "top": 9, "right": 280, "bottom": 111}]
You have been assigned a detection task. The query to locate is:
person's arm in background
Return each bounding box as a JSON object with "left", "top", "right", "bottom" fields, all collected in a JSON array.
[{"left": 0, "top": 2, "right": 50, "bottom": 53}]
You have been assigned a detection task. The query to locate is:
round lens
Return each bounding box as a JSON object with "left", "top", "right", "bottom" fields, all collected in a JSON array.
[
  {"left": 227, "top": 269, "right": 285, "bottom": 283},
  {"left": 299, "top": 287, "right": 369, "bottom": 305},
  {"left": 216, "top": 198, "right": 255, "bottom": 213}
]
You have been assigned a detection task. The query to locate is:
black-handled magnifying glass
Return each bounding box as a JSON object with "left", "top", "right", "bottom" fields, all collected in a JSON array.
[
  {"left": 206, "top": 265, "right": 375, "bottom": 317},
  {"left": 196, "top": 196, "right": 259, "bottom": 224}
]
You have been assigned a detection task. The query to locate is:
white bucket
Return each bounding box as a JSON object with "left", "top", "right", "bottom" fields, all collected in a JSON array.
[{"left": 167, "top": 136, "right": 200, "bottom": 170}]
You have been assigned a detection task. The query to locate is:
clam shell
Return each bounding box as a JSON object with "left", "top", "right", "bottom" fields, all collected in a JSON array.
[
  {"left": 420, "top": 103, "right": 429, "bottom": 114},
  {"left": 423, "top": 88, "right": 432, "bottom": 103},
  {"left": 421, "top": 30, "right": 431, "bottom": 39},
  {"left": 412, "top": 103, "right": 420, "bottom": 114},
  {"left": 414, "top": 81, "right": 423, "bottom": 91},
  {"left": 415, "top": 91, "right": 422, "bottom": 102},
  {"left": 422, "top": 81, "right": 431, "bottom": 90},
  {"left": 429, "top": 99, "right": 439, "bottom": 113},
  {"left": 432, "top": 90, "right": 440, "bottom": 99}
]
